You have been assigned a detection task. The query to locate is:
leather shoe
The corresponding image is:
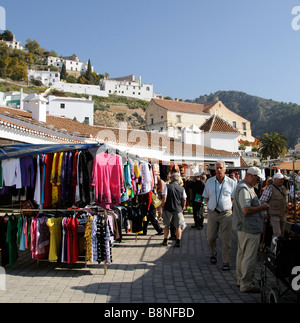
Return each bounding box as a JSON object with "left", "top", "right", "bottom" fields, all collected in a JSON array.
[
  {"left": 210, "top": 256, "right": 217, "bottom": 264},
  {"left": 245, "top": 286, "right": 260, "bottom": 293}
]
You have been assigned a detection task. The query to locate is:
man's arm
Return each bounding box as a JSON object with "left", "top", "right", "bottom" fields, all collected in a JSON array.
[
  {"left": 239, "top": 187, "right": 270, "bottom": 215},
  {"left": 161, "top": 195, "right": 167, "bottom": 208},
  {"left": 242, "top": 203, "right": 269, "bottom": 215},
  {"left": 182, "top": 197, "right": 186, "bottom": 211}
]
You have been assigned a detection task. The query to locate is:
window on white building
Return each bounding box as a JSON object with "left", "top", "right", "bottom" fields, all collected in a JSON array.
[
  {"left": 233, "top": 121, "right": 237, "bottom": 128},
  {"left": 176, "top": 115, "right": 181, "bottom": 123},
  {"left": 60, "top": 103, "right": 65, "bottom": 109}
]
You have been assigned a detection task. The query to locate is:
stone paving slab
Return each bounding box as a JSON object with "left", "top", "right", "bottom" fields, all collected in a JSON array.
[{"left": 0, "top": 211, "right": 297, "bottom": 303}]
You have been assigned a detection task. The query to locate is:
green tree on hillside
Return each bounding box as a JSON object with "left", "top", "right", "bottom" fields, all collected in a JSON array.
[
  {"left": 85, "top": 59, "right": 94, "bottom": 83},
  {"left": 258, "top": 132, "right": 288, "bottom": 160},
  {"left": 61, "top": 63, "right": 67, "bottom": 80},
  {"left": 0, "top": 30, "right": 13, "bottom": 41},
  {"left": 25, "top": 39, "right": 40, "bottom": 55}
]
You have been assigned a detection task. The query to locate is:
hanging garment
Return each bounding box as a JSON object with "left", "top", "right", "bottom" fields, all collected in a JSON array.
[
  {"left": 20, "top": 156, "right": 35, "bottom": 188},
  {"left": 61, "top": 217, "right": 67, "bottom": 263},
  {"left": 72, "top": 151, "right": 79, "bottom": 204},
  {"left": 0, "top": 216, "right": 9, "bottom": 266},
  {"left": 78, "top": 150, "right": 94, "bottom": 206},
  {"left": 18, "top": 216, "right": 26, "bottom": 251},
  {"left": 43, "top": 154, "right": 53, "bottom": 208},
  {"left": 51, "top": 152, "right": 61, "bottom": 205},
  {"left": 139, "top": 162, "right": 152, "bottom": 195},
  {"left": 2, "top": 158, "right": 22, "bottom": 189},
  {"left": 91, "top": 215, "right": 98, "bottom": 263},
  {"left": 36, "top": 215, "right": 50, "bottom": 259},
  {"left": 91, "top": 152, "right": 124, "bottom": 209},
  {"left": 6, "top": 215, "right": 18, "bottom": 267},
  {"left": 128, "top": 206, "right": 144, "bottom": 234},
  {"left": 46, "top": 217, "right": 63, "bottom": 261},
  {"left": 84, "top": 215, "right": 93, "bottom": 262},
  {"left": 66, "top": 216, "right": 79, "bottom": 264},
  {"left": 34, "top": 155, "right": 42, "bottom": 206}
]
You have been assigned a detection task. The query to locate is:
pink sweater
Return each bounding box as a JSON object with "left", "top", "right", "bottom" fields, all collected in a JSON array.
[{"left": 91, "top": 152, "right": 124, "bottom": 209}]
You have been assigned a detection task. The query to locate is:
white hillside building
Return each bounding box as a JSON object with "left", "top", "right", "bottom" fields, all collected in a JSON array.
[
  {"left": 46, "top": 95, "right": 94, "bottom": 125},
  {"left": 23, "top": 93, "right": 94, "bottom": 125},
  {"left": 51, "top": 74, "right": 155, "bottom": 102},
  {"left": 47, "top": 54, "right": 93, "bottom": 76},
  {"left": 99, "top": 74, "right": 154, "bottom": 101},
  {"left": 0, "top": 34, "right": 23, "bottom": 50},
  {"left": 28, "top": 69, "right": 60, "bottom": 86}
]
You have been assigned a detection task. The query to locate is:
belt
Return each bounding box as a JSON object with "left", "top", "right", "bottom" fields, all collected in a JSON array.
[{"left": 208, "top": 208, "right": 231, "bottom": 213}]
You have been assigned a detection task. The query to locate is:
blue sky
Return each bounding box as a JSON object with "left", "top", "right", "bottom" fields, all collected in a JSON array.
[{"left": 1, "top": 0, "right": 300, "bottom": 104}]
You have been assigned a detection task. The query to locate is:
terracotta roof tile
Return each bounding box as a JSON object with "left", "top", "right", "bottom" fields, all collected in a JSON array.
[
  {"left": 0, "top": 105, "right": 239, "bottom": 157},
  {"left": 200, "top": 114, "right": 240, "bottom": 134},
  {"left": 151, "top": 98, "right": 215, "bottom": 115}
]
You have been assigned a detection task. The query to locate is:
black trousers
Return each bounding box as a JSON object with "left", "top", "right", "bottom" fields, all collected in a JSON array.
[
  {"left": 193, "top": 202, "right": 204, "bottom": 227},
  {"left": 142, "top": 204, "right": 163, "bottom": 234}
]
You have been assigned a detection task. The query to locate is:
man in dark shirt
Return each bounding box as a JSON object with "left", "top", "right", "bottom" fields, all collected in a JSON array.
[
  {"left": 161, "top": 173, "right": 187, "bottom": 247},
  {"left": 191, "top": 173, "right": 205, "bottom": 230}
]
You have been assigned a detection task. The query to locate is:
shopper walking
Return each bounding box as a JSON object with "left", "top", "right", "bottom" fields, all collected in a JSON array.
[
  {"left": 161, "top": 173, "right": 187, "bottom": 248},
  {"left": 232, "top": 167, "right": 269, "bottom": 293},
  {"left": 202, "top": 160, "right": 236, "bottom": 270},
  {"left": 191, "top": 172, "right": 205, "bottom": 230},
  {"left": 141, "top": 191, "right": 164, "bottom": 236},
  {"left": 156, "top": 174, "right": 166, "bottom": 221}
]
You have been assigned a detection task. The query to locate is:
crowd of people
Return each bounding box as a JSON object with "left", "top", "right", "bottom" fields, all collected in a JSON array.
[{"left": 146, "top": 160, "right": 295, "bottom": 294}]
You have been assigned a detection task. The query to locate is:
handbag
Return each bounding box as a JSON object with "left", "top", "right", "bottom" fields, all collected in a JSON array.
[
  {"left": 151, "top": 193, "right": 162, "bottom": 208},
  {"left": 194, "top": 193, "right": 202, "bottom": 202}
]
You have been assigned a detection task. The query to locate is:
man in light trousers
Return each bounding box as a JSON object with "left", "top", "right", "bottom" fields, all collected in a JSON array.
[
  {"left": 232, "top": 167, "right": 269, "bottom": 293},
  {"left": 202, "top": 160, "right": 236, "bottom": 271}
]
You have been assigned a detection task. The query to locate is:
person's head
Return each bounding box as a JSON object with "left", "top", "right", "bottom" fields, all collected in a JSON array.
[
  {"left": 215, "top": 160, "right": 226, "bottom": 179},
  {"left": 201, "top": 174, "right": 207, "bottom": 183},
  {"left": 245, "top": 167, "right": 264, "bottom": 187},
  {"left": 229, "top": 172, "right": 235, "bottom": 179},
  {"left": 171, "top": 173, "right": 180, "bottom": 182},
  {"left": 273, "top": 173, "right": 285, "bottom": 187},
  {"left": 193, "top": 172, "right": 201, "bottom": 181},
  {"left": 265, "top": 177, "right": 273, "bottom": 186}
]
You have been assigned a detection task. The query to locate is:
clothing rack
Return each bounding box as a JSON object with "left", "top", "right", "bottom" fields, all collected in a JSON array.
[{"left": 0, "top": 206, "right": 109, "bottom": 275}]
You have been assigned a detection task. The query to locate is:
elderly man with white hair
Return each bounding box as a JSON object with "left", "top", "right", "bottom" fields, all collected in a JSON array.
[{"left": 202, "top": 160, "right": 237, "bottom": 271}]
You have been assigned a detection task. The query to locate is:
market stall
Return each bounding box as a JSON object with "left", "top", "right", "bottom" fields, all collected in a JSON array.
[{"left": 0, "top": 143, "right": 161, "bottom": 274}]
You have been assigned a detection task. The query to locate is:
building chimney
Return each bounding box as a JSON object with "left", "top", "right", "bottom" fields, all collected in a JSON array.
[
  {"left": 30, "top": 95, "right": 47, "bottom": 123},
  {"left": 19, "top": 88, "right": 24, "bottom": 110}
]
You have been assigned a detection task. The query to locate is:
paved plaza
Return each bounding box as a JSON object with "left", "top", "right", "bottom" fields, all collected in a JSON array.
[{"left": 0, "top": 210, "right": 296, "bottom": 304}]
